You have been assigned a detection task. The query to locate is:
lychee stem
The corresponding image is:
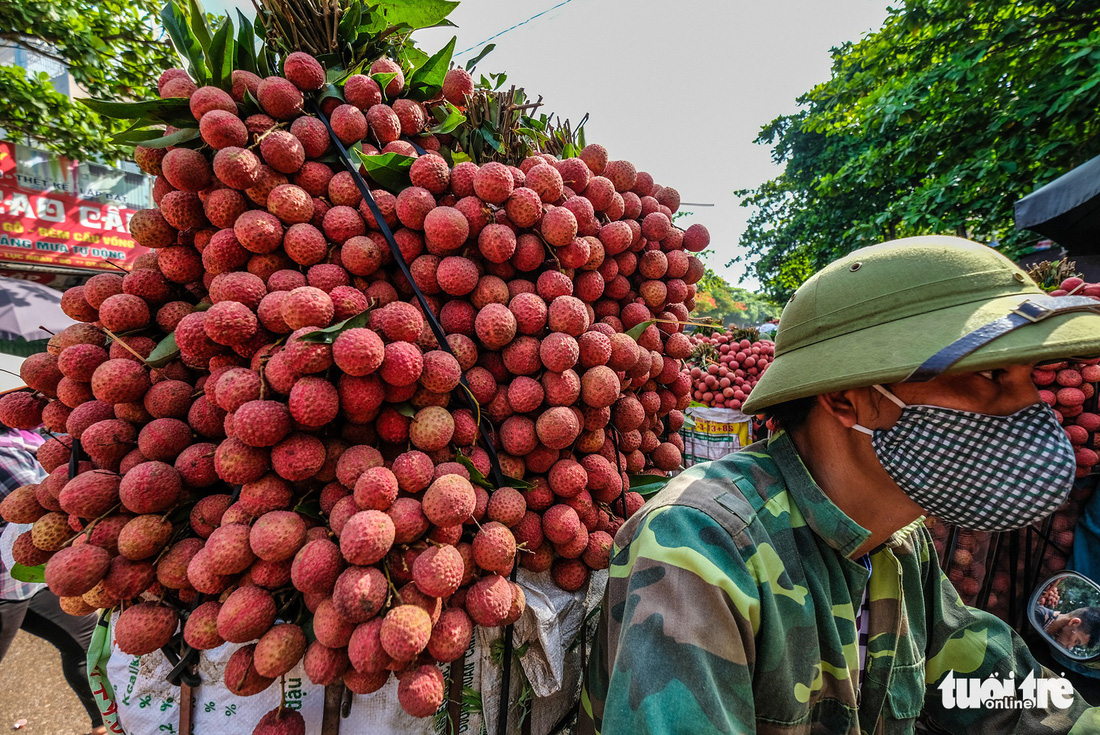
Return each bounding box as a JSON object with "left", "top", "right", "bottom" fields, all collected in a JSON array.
[
  {"left": 60, "top": 502, "right": 123, "bottom": 549},
  {"left": 40, "top": 429, "right": 72, "bottom": 448},
  {"left": 382, "top": 562, "right": 403, "bottom": 605},
  {"left": 100, "top": 327, "right": 166, "bottom": 379}
]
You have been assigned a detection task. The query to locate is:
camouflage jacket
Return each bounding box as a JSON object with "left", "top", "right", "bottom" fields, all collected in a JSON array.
[{"left": 579, "top": 432, "right": 1100, "bottom": 734}]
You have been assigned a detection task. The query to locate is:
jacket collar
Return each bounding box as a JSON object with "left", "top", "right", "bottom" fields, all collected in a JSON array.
[{"left": 766, "top": 430, "right": 873, "bottom": 559}]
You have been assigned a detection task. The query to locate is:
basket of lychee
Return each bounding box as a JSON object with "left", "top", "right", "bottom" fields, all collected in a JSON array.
[{"left": 683, "top": 331, "right": 774, "bottom": 411}]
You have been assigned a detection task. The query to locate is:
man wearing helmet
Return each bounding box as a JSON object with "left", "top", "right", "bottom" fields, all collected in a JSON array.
[{"left": 581, "top": 237, "right": 1100, "bottom": 734}]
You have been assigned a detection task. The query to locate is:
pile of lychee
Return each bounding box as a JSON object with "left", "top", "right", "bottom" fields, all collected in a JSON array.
[
  {"left": 926, "top": 274, "right": 1100, "bottom": 620},
  {"left": 1029, "top": 276, "right": 1100, "bottom": 478},
  {"left": 683, "top": 332, "right": 773, "bottom": 410},
  {"left": 0, "top": 50, "right": 705, "bottom": 719}
]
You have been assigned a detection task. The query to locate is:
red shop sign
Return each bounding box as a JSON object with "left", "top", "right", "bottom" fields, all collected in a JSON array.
[{"left": 0, "top": 142, "right": 149, "bottom": 271}]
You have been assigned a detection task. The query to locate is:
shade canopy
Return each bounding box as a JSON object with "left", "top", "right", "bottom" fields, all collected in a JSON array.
[
  {"left": 0, "top": 276, "right": 73, "bottom": 342},
  {"left": 1015, "top": 154, "right": 1100, "bottom": 251}
]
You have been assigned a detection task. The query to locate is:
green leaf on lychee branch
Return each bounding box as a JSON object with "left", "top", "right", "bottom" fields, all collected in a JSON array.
[
  {"left": 399, "top": 46, "right": 430, "bottom": 77},
  {"left": 460, "top": 686, "right": 483, "bottom": 715},
  {"left": 11, "top": 563, "right": 45, "bottom": 584},
  {"left": 455, "top": 452, "right": 534, "bottom": 491},
  {"left": 480, "top": 72, "right": 508, "bottom": 91},
  {"left": 370, "top": 0, "right": 460, "bottom": 32},
  {"left": 184, "top": 0, "right": 214, "bottom": 54},
  {"left": 207, "top": 16, "right": 236, "bottom": 92},
  {"left": 293, "top": 498, "right": 323, "bottom": 520},
  {"left": 629, "top": 473, "right": 671, "bottom": 498},
  {"left": 324, "top": 66, "right": 348, "bottom": 85},
  {"left": 256, "top": 40, "right": 274, "bottom": 79},
  {"left": 355, "top": 151, "right": 415, "bottom": 192},
  {"left": 454, "top": 452, "right": 494, "bottom": 490},
  {"left": 317, "top": 82, "right": 346, "bottom": 108},
  {"left": 111, "top": 125, "right": 173, "bottom": 145},
  {"left": 80, "top": 97, "right": 193, "bottom": 123},
  {"left": 119, "top": 127, "right": 201, "bottom": 150},
  {"left": 406, "top": 36, "right": 456, "bottom": 102},
  {"left": 393, "top": 403, "right": 416, "bottom": 418},
  {"left": 160, "top": 1, "right": 210, "bottom": 84},
  {"left": 507, "top": 475, "right": 535, "bottom": 491},
  {"left": 234, "top": 9, "right": 259, "bottom": 75},
  {"left": 146, "top": 332, "right": 180, "bottom": 369},
  {"left": 625, "top": 320, "right": 656, "bottom": 341},
  {"left": 428, "top": 102, "right": 466, "bottom": 136},
  {"left": 464, "top": 43, "right": 496, "bottom": 73},
  {"left": 371, "top": 71, "right": 400, "bottom": 100},
  {"left": 337, "top": 2, "right": 363, "bottom": 45},
  {"left": 516, "top": 126, "right": 550, "bottom": 147},
  {"left": 302, "top": 617, "right": 317, "bottom": 645},
  {"left": 475, "top": 127, "right": 506, "bottom": 156},
  {"left": 298, "top": 308, "right": 374, "bottom": 345}
]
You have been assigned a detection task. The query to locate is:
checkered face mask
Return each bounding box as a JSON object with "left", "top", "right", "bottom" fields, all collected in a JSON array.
[{"left": 853, "top": 385, "right": 1076, "bottom": 532}]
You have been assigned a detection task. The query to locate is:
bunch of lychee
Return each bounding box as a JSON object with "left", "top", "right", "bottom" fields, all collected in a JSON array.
[
  {"left": 1030, "top": 275, "right": 1100, "bottom": 478},
  {"left": 0, "top": 50, "right": 706, "bottom": 719},
  {"left": 684, "top": 333, "right": 773, "bottom": 410}
]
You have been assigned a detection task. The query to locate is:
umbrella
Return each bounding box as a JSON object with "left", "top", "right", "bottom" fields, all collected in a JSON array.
[
  {"left": 0, "top": 276, "right": 74, "bottom": 342},
  {"left": 1015, "top": 153, "right": 1100, "bottom": 251},
  {"left": 0, "top": 353, "right": 32, "bottom": 392}
]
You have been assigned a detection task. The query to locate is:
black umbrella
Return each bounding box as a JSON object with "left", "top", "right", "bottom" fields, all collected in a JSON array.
[{"left": 1015, "top": 153, "right": 1100, "bottom": 251}]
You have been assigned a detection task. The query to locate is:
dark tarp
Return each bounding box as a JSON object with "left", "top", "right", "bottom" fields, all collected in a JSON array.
[{"left": 1015, "top": 154, "right": 1100, "bottom": 251}]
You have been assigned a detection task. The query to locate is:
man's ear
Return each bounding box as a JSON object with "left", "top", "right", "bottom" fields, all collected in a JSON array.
[
  {"left": 1070, "top": 617, "right": 1083, "bottom": 627},
  {"left": 816, "top": 390, "right": 863, "bottom": 429}
]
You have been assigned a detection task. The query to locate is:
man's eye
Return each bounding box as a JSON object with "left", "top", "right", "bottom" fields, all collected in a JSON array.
[{"left": 978, "top": 370, "right": 996, "bottom": 380}]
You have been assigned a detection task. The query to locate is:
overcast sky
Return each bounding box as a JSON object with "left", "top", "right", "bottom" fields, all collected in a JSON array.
[{"left": 213, "top": 0, "right": 889, "bottom": 289}]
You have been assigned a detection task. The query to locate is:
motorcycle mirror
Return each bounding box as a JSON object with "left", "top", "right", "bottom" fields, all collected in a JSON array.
[{"left": 1028, "top": 571, "right": 1100, "bottom": 664}]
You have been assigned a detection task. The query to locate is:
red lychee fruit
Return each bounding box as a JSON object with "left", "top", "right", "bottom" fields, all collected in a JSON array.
[
  {"left": 340, "top": 509, "right": 395, "bottom": 565},
  {"left": 465, "top": 574, "right": 513, "bottom": 627},
  {"left": 258, "top": 76, "right": 304, "bottom": 120},
  {"left": 44, "top": 544, "right": 110, "bottom": 597},
  {"left": 163, "top": 148, "right": 212, "bottom": 192},
  {"left": 284, "top": 51, "right": 325, "bottom": 91},
  {"left": 345, "top": 75, "right": 382, "bottom": 109},
  {"left": 473, "top": 162, "right": 514, "bottom": 204},
  {"left": 397, "top": 664, "right": 445, "bottom": 718},
  {"left": 199, "top": 109, "right": 248, "bottom": 149},
  {"left": 421, "top": 474, "right": 476, "bottom": 527},
  {"left": 114, "top": 602, "right": 178, "bottom": 655}
]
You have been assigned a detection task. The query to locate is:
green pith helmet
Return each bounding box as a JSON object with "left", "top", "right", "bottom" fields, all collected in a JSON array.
[{"left": 742, "top": 236, "right": 1100, "bottom": 414}]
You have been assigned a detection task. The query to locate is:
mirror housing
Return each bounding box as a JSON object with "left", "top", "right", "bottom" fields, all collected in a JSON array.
[{"left": 1029, "top": 571, "right": 1100, "bottom": 665}]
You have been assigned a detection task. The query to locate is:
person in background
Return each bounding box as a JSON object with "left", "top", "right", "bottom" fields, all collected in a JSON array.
[
  {"left": 0, "top": 424, "right": 106, "bottom": 735},
  {"left": 1036, "top": 604, "right": 1100, "bottom": 652},
  {"left": 582, "top": 238, "right": 1100, "bottom": 734}
]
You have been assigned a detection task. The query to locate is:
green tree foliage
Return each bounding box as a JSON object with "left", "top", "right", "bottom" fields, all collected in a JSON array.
[
  {"left": 732, "top": 0, "right": 1100, "bottom": 301},
  {"left": 0, "top": 0, "right": 175, "bottom": 160},
  {"left": 693, "top": 268, "right": 780, "bottom": 327}
]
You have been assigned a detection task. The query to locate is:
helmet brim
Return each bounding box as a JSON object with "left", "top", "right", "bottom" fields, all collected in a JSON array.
[{"left": 742, "top": 294, "right": 1100, "bottom": 414}]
